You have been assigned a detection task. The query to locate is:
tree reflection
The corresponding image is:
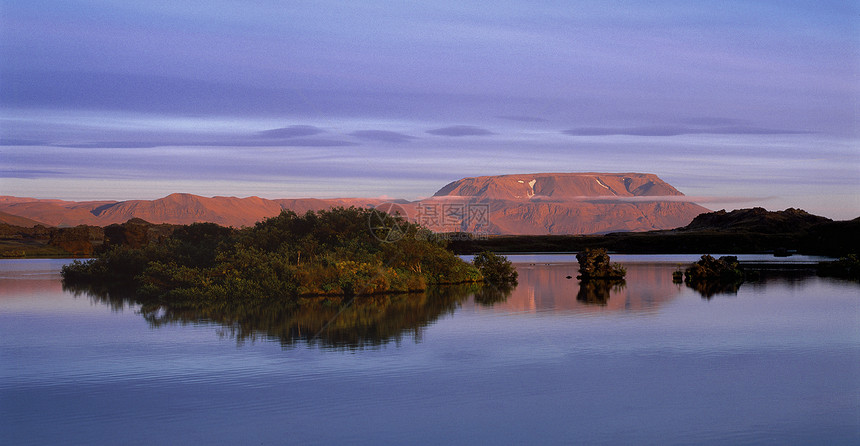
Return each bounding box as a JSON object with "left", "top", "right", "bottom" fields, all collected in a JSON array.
[
  {"left": 472, "top": 284, "right": 514, "bottom": 307},
  {"left": 684, "top": 279, "right": 743, "bottom": 299},
  {"left": 64, "top": 282, "right": 477, "bottom": 349},
  {"left": 63, "top": 282, "right": 138, "bottom": 312},
  {"left": 576, "top": 279, "right": 626, "bottom": 306}
]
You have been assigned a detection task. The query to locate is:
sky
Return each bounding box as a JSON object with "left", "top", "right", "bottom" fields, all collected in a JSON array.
[{"left": 1, "top": 0, "right": 858, "bottom": 219}]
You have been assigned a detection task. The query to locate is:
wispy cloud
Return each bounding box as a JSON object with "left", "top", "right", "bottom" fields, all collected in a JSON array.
[
  {"left": 0, "top": 138, "right": 50, "bottom": 146},
  {"left": 420, "top": 195, "right": 482, "bottom": 202},
  {"left": 427, "top": 125, "right": 495, "bottom": 137},
  {"left": 245, "top": 138, "right": 357, "bottom": 147},
  {"left": 563, "top": 125, "right": 810, "bottom": 137},
  {"left": 50, "top": 138, "right": 358, "bottom": 148},
  {"left": 350, "top": 130, "right": 417, "bottom": 143},
  {"left": 680, "top": 117, "right": 747, "bottom": 126},
  {"left": 496, "top": 115, "right": 548, "bottom": 123},
  {"left": 257, "top": 125, "right": 325, "bottom": 138},
  {"left": 0, "top": 169, "right": 67, "bottom": 179},
  {"left": 1, "top": 122, "right": 357, "bottom": 148},
  {"left": 57, "top": 142, "right": 164, "bottom": 149}
]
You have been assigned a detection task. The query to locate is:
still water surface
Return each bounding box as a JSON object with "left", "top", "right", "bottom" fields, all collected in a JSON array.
[{"left": 1, "top": 257, "right": 858, "bottom": 445}]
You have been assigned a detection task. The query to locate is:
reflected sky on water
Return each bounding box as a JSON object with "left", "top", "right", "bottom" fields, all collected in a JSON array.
[{"left": 1, "top": 258, "right": 858, "bottom": 445}]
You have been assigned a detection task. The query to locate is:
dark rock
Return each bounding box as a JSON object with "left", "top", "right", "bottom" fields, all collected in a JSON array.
[{"left": 682, "top": 255, "right": 746, "bottom": 298}]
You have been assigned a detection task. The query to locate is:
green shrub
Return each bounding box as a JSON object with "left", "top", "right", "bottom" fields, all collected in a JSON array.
[{"left": 472, "top": 251, "right": 518, "bottom": 285}]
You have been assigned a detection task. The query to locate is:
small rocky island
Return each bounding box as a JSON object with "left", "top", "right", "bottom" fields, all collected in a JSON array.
[
  {"left": 576, "top": 248, "right": 626, "bottom": 280},
  {"left": 574, "top": 248, "right": 626, "bottom": 305},
  {"left": 674, "top": 255, "right": 751, "bottom": 297}
]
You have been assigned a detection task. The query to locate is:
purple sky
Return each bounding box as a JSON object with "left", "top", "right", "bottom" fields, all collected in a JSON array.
[{"left": 1, "top": 1, "right": 858, "bottom": 219}]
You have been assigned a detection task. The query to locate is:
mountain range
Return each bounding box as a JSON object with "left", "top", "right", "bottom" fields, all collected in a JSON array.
[{"left": 0, "top": 172, "right": 708, "bottom": 234}]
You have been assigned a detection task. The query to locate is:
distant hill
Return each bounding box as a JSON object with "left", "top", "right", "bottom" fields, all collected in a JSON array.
[
  {"left": 449, "top": 208, "right": 859, "bottom": 256},
  {"left": 0, "top": 211, "right": 46, "bottom": 227},
  {"left": 681, "top": 207, "right": 832, "bottom": 233},
  {"left": 0, "top": 194, "right": 391, "bottom": 228},
  {"left": 0, "top": 172, "right": 707, "bottom": 234}
]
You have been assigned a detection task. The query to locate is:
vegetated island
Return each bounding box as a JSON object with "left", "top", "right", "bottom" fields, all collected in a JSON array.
[
  {"left": 61, "top": 207, "right": 516, "bottom": 308},
  {"left": 673, "top": 254, "right": 752, "bottom": 297}
]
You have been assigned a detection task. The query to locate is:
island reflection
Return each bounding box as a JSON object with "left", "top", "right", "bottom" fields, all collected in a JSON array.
[
  {"left": 63, "top": 281, "right": 483, "bottom": 349},
  {"left": 62, "top": 263, "right": 771, "bottom": 348}
]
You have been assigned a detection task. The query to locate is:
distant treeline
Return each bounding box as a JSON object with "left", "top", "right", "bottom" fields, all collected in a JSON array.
[
  {"left": 0, "top": 218, "right": 175, "bottom": 257},
  {"left": 2, "top": 207, "right": 858, "bottom": 258},
  {"left": 449, "top": 209, "right": 860, "bottom": 257}
]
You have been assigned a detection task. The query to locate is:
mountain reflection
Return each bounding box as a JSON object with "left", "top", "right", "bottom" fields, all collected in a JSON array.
[{"left": 486, "top": 264, "right": 682, "bottom": 314}]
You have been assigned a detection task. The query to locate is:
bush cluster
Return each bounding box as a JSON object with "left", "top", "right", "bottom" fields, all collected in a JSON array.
[
  {"left": 683, "top": 255, "right": 744, "bottom": 283},
  {"left": 679, "top": 254, "right": 749, "bottom": 297},
  {"left": 576, "top": 248, "right": 626, "bottom": 280},
  {"left": 472, "top": 251, "right": 518, "bottom": 285},
  {"left": 817, "top": 254, "right": 860, "bottom": 280}
]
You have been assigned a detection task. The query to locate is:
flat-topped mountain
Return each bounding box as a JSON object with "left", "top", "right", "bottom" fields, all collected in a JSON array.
[
  {"left": 420, "top": 173, "right": 707, "bottom": 234},
  {"left": 0, "top": 172, "right": 708, "bottom": 234},
  {"left": 434, "top": 172, "right": 683, "bottom": 200}
]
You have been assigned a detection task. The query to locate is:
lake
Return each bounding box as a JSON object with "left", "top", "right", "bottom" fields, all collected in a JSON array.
[{"left": 1, "top": 256, "right": 858, "bottom": 445}]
